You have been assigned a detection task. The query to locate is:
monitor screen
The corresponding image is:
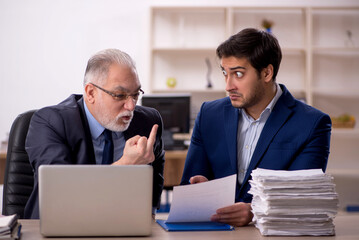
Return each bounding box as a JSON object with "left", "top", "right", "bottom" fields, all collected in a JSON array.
[{"left": 141, "top": 94, "right": 191, "bottom": 134}]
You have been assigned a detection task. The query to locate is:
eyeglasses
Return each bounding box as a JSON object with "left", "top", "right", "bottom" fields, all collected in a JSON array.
[{"left": 89, "top": 82, "right": 144, "bottom": 101}]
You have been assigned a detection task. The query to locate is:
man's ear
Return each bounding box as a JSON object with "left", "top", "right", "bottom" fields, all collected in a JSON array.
[
  {"left": 84, "top": 83, "right": 96, "bottom": 104},
  {"left": 262, "top": 64, "right": 274, "bottom": 82}
]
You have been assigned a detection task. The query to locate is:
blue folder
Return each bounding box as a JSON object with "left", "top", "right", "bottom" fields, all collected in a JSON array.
[
  {"left": 346, "top": 205, "right": 359, "bottom": 212},
  {"left": 156, "top": 219, "right": 234, "bottom": 231}
]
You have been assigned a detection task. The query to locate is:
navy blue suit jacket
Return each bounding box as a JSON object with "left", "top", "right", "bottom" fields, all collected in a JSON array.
[
  {"left": 24, "top": 94, "right": 165, "bottom": 219},
  {"left": 181, "top": 84, "right": 331, "bottom": 203}
]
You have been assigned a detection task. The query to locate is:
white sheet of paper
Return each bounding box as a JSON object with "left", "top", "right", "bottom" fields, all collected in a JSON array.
[{"left": 166, "top": 174, "right": 236, "bottom": 223}]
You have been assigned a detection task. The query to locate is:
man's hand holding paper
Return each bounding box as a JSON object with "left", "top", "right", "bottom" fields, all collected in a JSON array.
[
  {"left": 189, "top": 174, "right": 253, "bottom": 227},
  {"left": 166, "top": 174, "right": 236, "bottom": 223},
  {"left": 211, "top": 202, "right": 253, "bottom": 227}
]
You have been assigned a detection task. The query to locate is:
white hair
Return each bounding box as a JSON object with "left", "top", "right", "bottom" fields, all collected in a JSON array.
[{"left": 83, "top": 49, "right": 137, "bottom": 86}]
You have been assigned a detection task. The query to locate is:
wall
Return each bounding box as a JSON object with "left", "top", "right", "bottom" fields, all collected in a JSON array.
[
  {"left": 0, "top": 0, "right": 152, "bottom": 142},
  {"left": 0, "top": 0, "right": 357, "bottom": 142}
]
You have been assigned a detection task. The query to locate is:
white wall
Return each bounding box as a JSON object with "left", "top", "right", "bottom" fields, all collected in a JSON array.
[
  {"left": 0, "top": 0, "right": 357, "bottom": 142},
  {"left": 0, "top": 0, "right": 152, "bottom": 141}
]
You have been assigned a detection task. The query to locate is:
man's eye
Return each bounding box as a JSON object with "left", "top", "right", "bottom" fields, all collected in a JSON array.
[
  {"left": 114, "top": 94, "right": 126, "bottom": 100},
  {"left": 222, "top": 70, "right": 227, "bottom": 76},
  {"left": 236, "top": 72, "right": 243, "bottom": 77}
]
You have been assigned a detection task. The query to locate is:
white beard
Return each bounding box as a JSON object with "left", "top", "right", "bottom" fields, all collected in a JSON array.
[{"left": 101, "top": 110, "right": 134, "bottom": 132}]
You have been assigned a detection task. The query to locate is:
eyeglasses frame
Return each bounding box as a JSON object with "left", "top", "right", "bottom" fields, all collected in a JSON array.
[{"left": 89, "top": 82, "right": 144, "bottom": 101}]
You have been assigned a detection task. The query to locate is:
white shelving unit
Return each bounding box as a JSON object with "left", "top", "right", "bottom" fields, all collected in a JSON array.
[
  {"left": 230, "top": 7, "right": 308, "bottom": 101},
  {"left": 309, "top": 7, "right": 359, "bottom": 171},
  {"left": 150, "top": 7, "right": 227, "bottom": 94},
  {"left": 148, "top": 5, "right": 359, "bottom": 169}
]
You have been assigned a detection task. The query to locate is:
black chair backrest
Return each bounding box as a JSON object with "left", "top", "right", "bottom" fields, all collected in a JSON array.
[{"left": 2, "top": 110, "right": 36, "bottom": 218}]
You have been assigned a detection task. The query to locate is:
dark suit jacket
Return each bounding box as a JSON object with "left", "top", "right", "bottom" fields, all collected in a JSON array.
[
  {"left": 181, "top": 84, "right": 331, "bottom": 203},
  {"left": 24, "top": 94, "right": 165, "bottom": 219}
]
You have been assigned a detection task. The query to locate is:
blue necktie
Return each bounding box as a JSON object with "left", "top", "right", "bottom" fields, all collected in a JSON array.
[{"left": 102, "top": 129, "right": 114, "bottom": 164}]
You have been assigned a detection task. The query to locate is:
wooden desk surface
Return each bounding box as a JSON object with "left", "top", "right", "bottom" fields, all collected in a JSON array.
[
  {"left": 18, "top": 212, "right": 359, "bottom": 240},
  {"left": 163, "top": 150, "right": 187, "bottom": 187}
]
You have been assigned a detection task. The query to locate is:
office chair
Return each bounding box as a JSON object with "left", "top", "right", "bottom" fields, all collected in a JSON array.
[{"left": 2, "top": 110, "right": 36, "bottom": 218}]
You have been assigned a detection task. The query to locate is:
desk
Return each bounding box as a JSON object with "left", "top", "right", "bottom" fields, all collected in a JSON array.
[
  {"left": 163, "top": 150, "right": 187, "bottom": 187},
  {"left": 18, "top": 212, "right": 359, "bottom": 240}
]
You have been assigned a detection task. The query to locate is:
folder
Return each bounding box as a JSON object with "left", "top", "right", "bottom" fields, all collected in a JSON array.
[{"left": 156, "top": 220, "right": 234, "bottom": 232}]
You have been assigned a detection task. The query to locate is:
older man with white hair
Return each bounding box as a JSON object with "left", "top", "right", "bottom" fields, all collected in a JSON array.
[{"left": 24, "top": 49, "right": 165, "bottom": 219}]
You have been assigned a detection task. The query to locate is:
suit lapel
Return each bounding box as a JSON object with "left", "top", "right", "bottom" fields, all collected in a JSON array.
[
  {"left": 240, "top": 85, "right": 295, "bottom": 189},
  {"left": 223, "top": 102, "right": 239, "bottom": 173},
  {"left": 77, "top": 98, "right": 96, "bottom": 164}
]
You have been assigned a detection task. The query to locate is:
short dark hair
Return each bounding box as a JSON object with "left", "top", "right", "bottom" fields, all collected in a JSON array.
[{"left": 216, "top": 28, "right": 282, "bottom": 81}]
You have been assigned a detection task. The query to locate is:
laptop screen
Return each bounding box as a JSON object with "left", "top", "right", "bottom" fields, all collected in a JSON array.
[{"left": 39, "top": 165, "right": 153, "bottom": 237}]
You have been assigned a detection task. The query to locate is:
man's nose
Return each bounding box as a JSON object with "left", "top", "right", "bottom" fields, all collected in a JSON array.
[
  {"left": 123, "top": 97, "right": 136, "bottom": 111},
  {"left": 225, "top": 75, "right": 235, "bottom": 92}
]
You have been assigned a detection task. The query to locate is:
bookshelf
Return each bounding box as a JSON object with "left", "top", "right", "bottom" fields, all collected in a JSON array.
[{"left": 149, "top": 5, "right": 359, "bottom": 169}]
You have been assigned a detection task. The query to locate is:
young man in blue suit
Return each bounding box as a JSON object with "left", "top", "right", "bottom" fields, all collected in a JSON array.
[
  {"left": 181, "top": 28, "right": 331, "bottom": 227},
  {"left": 24, "top": 49, "right": 164, "bottom": 219}
]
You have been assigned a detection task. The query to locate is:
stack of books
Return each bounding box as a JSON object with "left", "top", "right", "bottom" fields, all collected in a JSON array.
[
  {"left": 249, "top": 168, "right": 338, "bottom": 236},
  {"left": 0, "top": 214, "right": 21, "bottom": 239}
]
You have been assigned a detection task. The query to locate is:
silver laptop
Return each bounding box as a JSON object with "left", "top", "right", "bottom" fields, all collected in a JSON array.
[{"left": 38, "top": 165, "right": 153, "bottom": 237}]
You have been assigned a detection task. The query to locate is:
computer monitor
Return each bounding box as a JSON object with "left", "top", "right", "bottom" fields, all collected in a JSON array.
[
  {"left": 141, "top": 93, "right": 190, "bottom": 150},
  {"left": 141, "top": 93, "right": 190, "bottom": 133}
]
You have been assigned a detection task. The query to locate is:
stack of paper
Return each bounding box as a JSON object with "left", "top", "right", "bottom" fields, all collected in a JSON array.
[
  {"left": 249, "top": 168, "right": 338, "bottom": 236},
  {"left": 0, "top": 214, "right": 21, "bottom": 239}
]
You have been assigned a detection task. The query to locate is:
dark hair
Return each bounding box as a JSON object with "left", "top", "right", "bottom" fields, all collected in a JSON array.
[{"left": 216, "top": 28, "right": 282, "bottom": 81}]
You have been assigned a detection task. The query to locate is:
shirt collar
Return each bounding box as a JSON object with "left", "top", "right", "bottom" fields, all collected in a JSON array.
[
  {"left": 84, "top": 100, "right": 125, "bottom": 140},
  {"left": 266, "top": 82, "right": 282, "bottom": 112},
  {"left": 241, "top": 83, "right": 283, "bottom": 121}
]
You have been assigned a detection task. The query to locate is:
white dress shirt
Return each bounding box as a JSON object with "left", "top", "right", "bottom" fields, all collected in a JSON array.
[{"left": 237, "top": 83, "right": 282, "bottom": 184}]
